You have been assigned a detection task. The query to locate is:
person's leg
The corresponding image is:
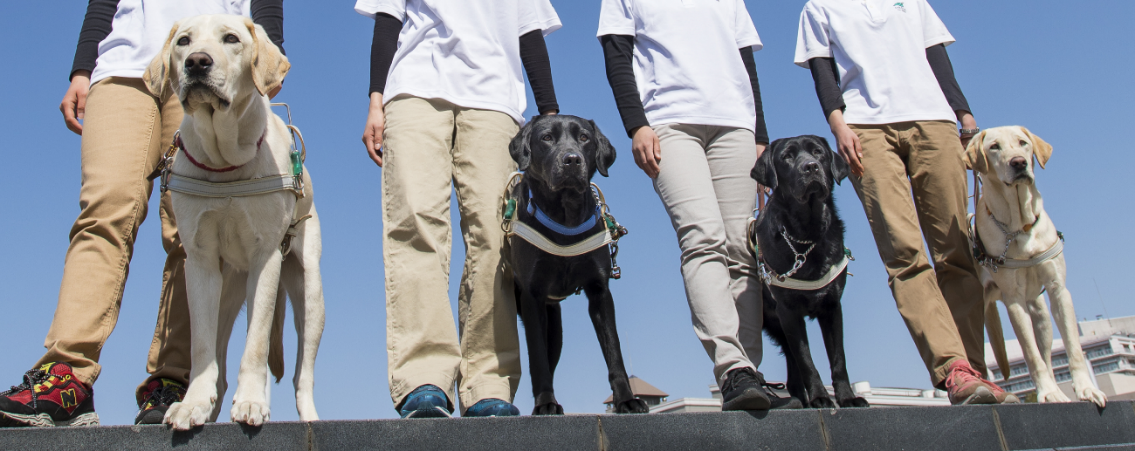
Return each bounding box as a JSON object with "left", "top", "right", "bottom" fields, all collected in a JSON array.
[
  {"left": 382, "top": 95, "right": 463, "bottom": 413},
  {"left": 905, "top": 121, "right": 988, "bottom": 375},
  {"left": 450, "top": 106, "right": 521, "bottom": 414},
  {"left": 703, "top": 127, "right": 763, "bottom": 367},
  {"left": 652, "top": 124, "right": 755, "bottom": 384},
  {"left": 36, "top": 78, "right": 169, "bottom": 385},
  {"left": 848, "top": 124, "right": 968, "bottom": 387}
]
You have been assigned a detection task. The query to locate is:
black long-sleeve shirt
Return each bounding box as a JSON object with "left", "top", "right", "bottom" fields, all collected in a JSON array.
[
  {"left": 599, "top": 34, "right": 769, "bottom": 143},
  {"left": 369, "top": 14, "right": 560, "bottom": 114},
  {"left": 70, "top": 0, "right": 286, "bottom": 81},
  {"left": 807, "top": 43, "right": 971, "bottom": 120}
]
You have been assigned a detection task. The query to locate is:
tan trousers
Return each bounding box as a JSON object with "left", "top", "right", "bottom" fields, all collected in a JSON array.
[
  {"left": 381, "top": 95, "right": 521, "bottom": 413},
  {"left": 849, "top": 120, "right": 987, "bottom": 387},
  {"left": 652, "top": 124, "right": 763, "bottom": 385},
  {"left": 36, "top": 77, "right": 192, "bottom": 398}
]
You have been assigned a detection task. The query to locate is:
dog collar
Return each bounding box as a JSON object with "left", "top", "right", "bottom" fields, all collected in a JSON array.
[{"left": 177, "top": 130, "right": 267, "bottom": 173}]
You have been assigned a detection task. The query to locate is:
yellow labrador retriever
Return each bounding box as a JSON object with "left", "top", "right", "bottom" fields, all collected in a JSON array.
[
  {"left": 966, "top": 126, "right": 1105, "bottom": 407},
  {"left": 143, "top": 15, "right": 325, "bottom": 429}
]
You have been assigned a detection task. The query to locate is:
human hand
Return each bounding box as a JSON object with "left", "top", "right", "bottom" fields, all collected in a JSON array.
[
  {"left": 361, "top": 93, "right": 386, "bottom": 167},
  {"left": 60, "top": 71, "right": 91, "bottom": 135},
  {"left": 958, "top": 112, "right": 978, "bottom": 148},
  {"left": 631, "top": 126, "right": 661, "bottom": 178},
  {"left": 827, "top": 110, "right": 863, "bottom": 177}
]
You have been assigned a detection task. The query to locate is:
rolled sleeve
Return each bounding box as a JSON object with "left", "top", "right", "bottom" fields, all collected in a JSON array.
[
  {"left": 734, "top": 0, "right": 762, "bottom": 51},
  {"left": 918, "top": 0, "right": 955, "bottom": 48},
  {"left": 355, "top": 0, "right": 405, "bottom": 21},
  {"left": 519, "top": 0, "right": 562, "bottom": 37},
  {"left": 794, "top": 2, "right": 832, "bottom": 68},
  {"left": 597, "top": 0, "right": 636, "bottom": 38}
]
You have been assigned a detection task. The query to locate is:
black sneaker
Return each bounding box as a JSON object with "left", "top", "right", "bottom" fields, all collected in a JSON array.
[
  {"left": 135, "top": 378, "right": 187, "bottom": 425},
  {"left": 720, "top": 367, "right": 771, "bottom": 411},
  {"left": 0, "top": 362, "right": 99, "bottom": 427},
  {"left": 759, "top": 381, "right": 803, "bottom": 410}
]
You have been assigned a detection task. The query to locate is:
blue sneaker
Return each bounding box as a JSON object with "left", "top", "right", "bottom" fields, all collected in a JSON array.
[
  {"left": 464, "top": 398, "right": 520, "bottom": 417},
  {"left": 398, "top": 385, "right": 452, "bottom": 418}
]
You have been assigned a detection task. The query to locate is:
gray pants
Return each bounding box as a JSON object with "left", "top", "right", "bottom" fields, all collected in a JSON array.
[{"left": 653, "top": 124, "right": 763, "bottom": 385}]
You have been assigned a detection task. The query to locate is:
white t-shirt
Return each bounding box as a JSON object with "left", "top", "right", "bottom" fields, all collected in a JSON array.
[
  {"left": 597, "top": 0, "right": 762, "bottom": 132},
  {"left": 355, "top": 0, "right": 561, "bottom": 124},
  {"left": 794, "top": 0, "right": 956, "bottom": 125},
  {"left": 92, "top": 1, "right": 251, "bottom": 84}
]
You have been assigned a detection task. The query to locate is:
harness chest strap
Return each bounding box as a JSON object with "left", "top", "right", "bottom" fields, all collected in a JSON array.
[
  {"left": 164, "top": 173, "right": 303, "bottom": 198},
  {"left": 760, "top": 255, "right": 850, "bottom": 291},
  {"left": 508, "top": 220, "right": 613, "bottom": 257}
]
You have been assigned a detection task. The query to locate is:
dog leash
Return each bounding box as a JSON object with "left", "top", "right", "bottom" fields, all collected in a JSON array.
[{"left": 502, "top": 172, "right": 628, "bottom": 279}]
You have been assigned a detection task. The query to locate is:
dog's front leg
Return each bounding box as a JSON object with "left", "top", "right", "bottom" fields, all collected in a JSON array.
[
  {"left": 817, "top": 300, "right": 868, "bottom": 407},
  {"left": 584, "top": 282, "right": 648, "bottom": 414},
  {"left": 1044, "top": 259, "right": 1107, "bottom": 407},
  {"left": 1002, "top": 289, "right": 1067, "bottom": 403},
  {"left": 165, "top": 255, "right": 225, "bottom": 431},
  {"left": 231, "top": 249, "right": 285, "bottom": 426},
  {"left": 518, "top": 285, "right": 562, "bottom": 415},
  {"left": 775, "top": 296, "right": 833, "bottom": 408}
]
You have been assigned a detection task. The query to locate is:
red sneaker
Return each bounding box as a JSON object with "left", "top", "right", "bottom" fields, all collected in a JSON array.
[
  {"left": 0, "top": 362, "right": 98, "bottom": 427},
  {"left": 980, "top": 374, "right": 1020, "bottom": 404},
  {"left": 944, "top": 360, "right": 997, "bottom": 405}
]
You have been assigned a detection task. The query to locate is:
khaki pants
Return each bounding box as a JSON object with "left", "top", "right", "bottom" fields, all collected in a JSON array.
[
  {"left": 36, "top": 77, "right": 192, "bottom": 399},
  {"left": 849, "top": 120, "right": 987, "bottom": 386},
  {"left": 381, "top": 95, "right": 521, "bottom": 413},
  {"left": 652, "top": 124, "right": 763, "bottom": 385}
]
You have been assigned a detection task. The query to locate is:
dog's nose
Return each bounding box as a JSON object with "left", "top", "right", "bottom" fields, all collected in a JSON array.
[
  {"left": 803, "top": 161, "right": 820, "bottom": 174},
  {"left": 563, "top": 153, "right": 582, "bottom": 167},
  {"left": 1009, "top": 156, "right": 1027, "bottom": 171},
  {"left": 185, "top": 52, "right": 214, "bottom": 75}
]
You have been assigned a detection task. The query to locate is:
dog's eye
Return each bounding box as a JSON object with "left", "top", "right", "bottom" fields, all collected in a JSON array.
[
  {"left": 990, "top": 143, "right": 1001, "bottom": 150},
  {"left": 1019, "top": 140, "right": 1028, "bottom": 147},
  {"left": 579, "top": 135, "right": 590, "bottom": 143},
  {"left": 177, "top": 36, "right": 191, "bottom": 46},
  {"left": 224, "top": 34, "right": 240, "bottom": 44},
  {"left": 541, "top": 134, "right": 553, "bottom": 142}
]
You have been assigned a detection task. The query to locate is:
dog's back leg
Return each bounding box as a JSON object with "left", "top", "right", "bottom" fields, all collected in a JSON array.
[
  {"left": 546, "top": 303, "right": 563, "bottom": 376},
  {"left": 282, "top": 223, "right": 325, "bottom": 422},
  {"left": 583, "top": 281, "right": 647, "bottom": 414},
  {"left": 816, "top": 299, "right": 868, "bottom": 407}
]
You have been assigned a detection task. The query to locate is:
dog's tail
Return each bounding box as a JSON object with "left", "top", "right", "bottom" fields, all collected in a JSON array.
[
  {"left": 985, "top": 300, "right": 1011, "bottom": 381},
  {"left": 268, "top": 287, "right": 287, "bottom": 383}
]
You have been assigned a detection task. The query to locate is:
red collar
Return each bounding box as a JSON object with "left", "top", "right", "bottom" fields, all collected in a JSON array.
[{"left": 178, "top": 131, "right": 266, "bottom": 173}]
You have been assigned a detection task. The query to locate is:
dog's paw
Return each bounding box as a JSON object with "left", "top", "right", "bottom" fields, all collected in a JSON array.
[
  {"left": 616, "top": 399, "right": 650, "bottom": 414},
  {"left": 809, "top": 396, "right": 837, "bottom": 409},
  {"left": 1039, "top": 389, "right": 1071, "bottom": 404},
  {"left": 1078, "top": 386, "right": 1107, "bottom": 408},
  {"left": 532, "top": 402, "right": 564, "bottom": 416},
  {"left": 164, "top": 399, "right": 213, "bottom": 431},
  {"left": 231, "top": 400, "right": 271, "bottom": 426},
  {"left": 838, "top": 397, "right": 869, "bottom": 408}
]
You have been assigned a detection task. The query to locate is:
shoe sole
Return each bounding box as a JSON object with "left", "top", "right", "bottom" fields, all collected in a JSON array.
[
  {"left": 135, "top": 408, "right": 167, "bottom": 425},
  {"left": 0, "top": 411, "right": 100, "bottom": 428},
  {"left": 722, "top": 388, "right": 772, "bottom": 411},
  {"left": 402, "top": 406, "right": 452, "bottom": 419},
  {"left": 954, "top": 386, "right": 998, "bottom": 405}
]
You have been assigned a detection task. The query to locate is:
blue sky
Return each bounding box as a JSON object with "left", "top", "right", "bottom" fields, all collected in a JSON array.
[{"left": 1, "top": 1, "right": 1132, "bottom": 425}]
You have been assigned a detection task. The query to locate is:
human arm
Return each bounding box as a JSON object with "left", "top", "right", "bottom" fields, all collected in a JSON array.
[
  {"left": 62, "top": 0, "right": 119, "bottom": 134},
  {"left": 599, "top": 34, "right": 660, "bottom": 178},
  {"left": 739, "top": 46, "right": 768, "bottom": 160},
  {"left": 925, "top": 43, "right": 977, "bottom": 146},
  {"left": 520, "top": 30, "right": 558, "bottom": 115},
  {"left": 361, "top": 12, "right": 402, "bottom": 167},
  {"left": 807, "top": 57, "right": 862, "bottom": 177}
]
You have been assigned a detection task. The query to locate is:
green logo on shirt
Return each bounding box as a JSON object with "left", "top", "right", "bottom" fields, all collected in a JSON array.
[{"left": 893, "top": 2, "right": 906, "bottom": 12}]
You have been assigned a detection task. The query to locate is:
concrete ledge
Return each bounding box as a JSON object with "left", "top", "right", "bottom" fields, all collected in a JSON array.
[{"left": 0, "top": 401, "right": 1132, "bottom": 450}]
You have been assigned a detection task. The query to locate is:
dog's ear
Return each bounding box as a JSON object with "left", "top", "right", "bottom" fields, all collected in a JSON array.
[
  {"left": 818, "top": 136, "right": 848, "bottom": 185},
  {"left": 751, "top": 138, "right": 781, "bottom": 190},
  {"left": 964, "top": 130, "right": 989, "bottom": 173},
  {"left": 245, "top": 19, "right": 290, "bottom": 96},
  {"left": 1019, "top": 126, "right": 1053, "bottom": 169},
  {"left": 509, "top": 119, "right": 536, "bottom": 171},
  {"left": 143, "top": 22, "right": 181, "bottom": 97},
  {"left": 590, "top": 120, "right": 617, "bottom": 177}
]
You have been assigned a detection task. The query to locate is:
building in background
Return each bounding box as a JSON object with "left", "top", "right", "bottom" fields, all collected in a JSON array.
[{"left": 985, "top": 315, "right": 1135, "bottom": 402}]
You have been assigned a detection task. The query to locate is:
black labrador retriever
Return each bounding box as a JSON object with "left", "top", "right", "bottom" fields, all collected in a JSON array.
[
  {"left": 749, "top": 135, "right": 869, "bottom": 408},
  {"left": 507, "top": 115, "right": 647, "bottom": 415}
]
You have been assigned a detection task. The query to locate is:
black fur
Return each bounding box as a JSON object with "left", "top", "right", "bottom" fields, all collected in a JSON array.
[
  {"left": 507, "top": 115, "right": 646, "bottom": 415},
  {"left": 751, "top": 135, "right": 868, "bottom": 408}
]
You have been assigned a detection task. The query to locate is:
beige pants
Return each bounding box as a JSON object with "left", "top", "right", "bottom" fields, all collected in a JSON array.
[
  {"left": 381, "top": 95, "right": 521, "bottom": 412},
  {"left": 849, "top": 120, "right": 987, "bottom": 386},
  {"left": 35, "top": 77, "right": 192, "bottom": 397},
  {"left": 652, "top": 124, "right": 763, "bottom": 385}
]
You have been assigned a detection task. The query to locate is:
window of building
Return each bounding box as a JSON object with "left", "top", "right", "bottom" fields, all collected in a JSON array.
[
  {"left": 1054, "top": 370, "right": 1071, "bottom": 383},
  {"left": 1087, "top": 347, "right": 1113, "bottom": 359},
  {"left": 1093, "top": 361, "right": 1120, "bottom": 374},
  {"left": 1052, "top": 356, "right": 1069, "bottom": 367}
]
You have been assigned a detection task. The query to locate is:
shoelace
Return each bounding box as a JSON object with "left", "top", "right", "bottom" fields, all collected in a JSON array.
[
  {"left": 761, "top": 381, "right": 789, "bottom": 399},
  {"left": 945, "top": 363, "right": 983, "bottom": 392},
  {"left": 141, "top": 384, "right": 184, "bottom": 410},
  {"left": 2, "top": 369, "right": 49, "bottom": 409}
]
